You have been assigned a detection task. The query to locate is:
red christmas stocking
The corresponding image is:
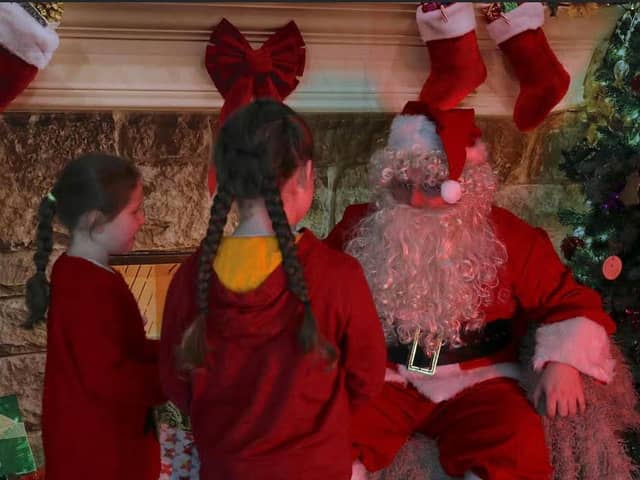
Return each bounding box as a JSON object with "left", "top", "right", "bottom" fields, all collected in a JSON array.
[
  {"left": 0, "top": 46, "right": 38, "bottom": 111},
  {"left": 486, "top": 2, "right": 570, "bottom": 132},
  {"left": 0, "top": 3, "right": 60, "bottom": 111},
  {"left": 416, "top": 3, "right": 487, "bottom": 110}
]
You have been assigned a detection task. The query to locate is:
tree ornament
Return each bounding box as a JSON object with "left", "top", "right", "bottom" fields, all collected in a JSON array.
[
  {"left": 614, "top": 59, "right": 630, "bottom": 86},
  {"left": 615, "top": 47, "right": 627, "bottom": 59},
  {"left": 602, "top": 255, "right": 623, "bottom": 280},
  {"left": 632, "top": 73, "right": 640, "bottom": 93},
  {"left": 602, "top": 188, "right": 626, "bottom": 212},
  {"left": 561, "top": 236, "right": 585, "bottom": 261}
]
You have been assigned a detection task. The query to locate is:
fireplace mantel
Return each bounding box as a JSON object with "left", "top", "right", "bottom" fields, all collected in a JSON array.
[{"left": 9, "top": 2, "right": 621, "bottom": 113}]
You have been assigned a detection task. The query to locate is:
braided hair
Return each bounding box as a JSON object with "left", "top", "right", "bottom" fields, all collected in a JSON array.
[
  {"left": 24, "top": 153, "right": 140, "bottom": 328},
  {"left": 178, "top": 98, "right": 336, "bottom": 370},
  {"left": 178, "top": 186, "right": 233, "bottom": 371}
]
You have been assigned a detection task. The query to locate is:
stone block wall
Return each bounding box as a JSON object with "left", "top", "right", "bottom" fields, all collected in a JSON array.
[{"left": 0, "top": 109, "right": 586, "bottom": 465}]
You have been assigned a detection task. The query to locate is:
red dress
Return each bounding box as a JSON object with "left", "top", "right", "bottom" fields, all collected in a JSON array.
[
  {"left": 42, "top": 254, "right": 165, "bottom": 480},
  {"left": 160, "top": 229, "right": 387, "bottom": 480}
]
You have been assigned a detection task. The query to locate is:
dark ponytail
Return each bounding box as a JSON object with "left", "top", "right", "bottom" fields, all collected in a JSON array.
[
  {"left": 24, "top": 196, "right": 57, "bottom": 328},
  {"left": 24, "top": 153, "right": 141, "bottom": 328},
  {"left": 178, "top": 186, "right": 233, "bottom": 370}
]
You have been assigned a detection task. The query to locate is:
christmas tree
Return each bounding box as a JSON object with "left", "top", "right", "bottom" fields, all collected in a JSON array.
[{"left": 558, "top": 3, "right": 640, "bottom": 464}]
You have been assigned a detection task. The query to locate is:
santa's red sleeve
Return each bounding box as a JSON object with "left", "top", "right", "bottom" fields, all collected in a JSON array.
[
  {"left": 496, "top": 208, "right": 616, "bottom": 383},
  {"left": 324, "top": 203, "right": 371, "bottom": 251},
  {"left": 159, "top": 255, "right": 198, "bottom": 414},
  {"left": 65, "top": 287, "right": 166, "bottom": 406}
]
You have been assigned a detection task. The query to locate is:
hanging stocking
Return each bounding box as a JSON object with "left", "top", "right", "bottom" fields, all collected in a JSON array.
[
  {"left": 485, "top": 2, "right": 570, "bottom": 132},
  {"left": 416, "top": 2, "right": 487, "bottom": 110},
  {"left": 0, "top": 3, "right": 61, "bottom": 111}
]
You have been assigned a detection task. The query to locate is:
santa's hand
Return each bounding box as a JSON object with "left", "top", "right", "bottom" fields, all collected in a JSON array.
[{"left": 533, "top": 361, "right": 586, "bottom": 418}]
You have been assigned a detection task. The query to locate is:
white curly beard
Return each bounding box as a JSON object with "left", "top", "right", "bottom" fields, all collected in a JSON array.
[{"left": 345, "top": 162, "right": 508, "bottom": 354}]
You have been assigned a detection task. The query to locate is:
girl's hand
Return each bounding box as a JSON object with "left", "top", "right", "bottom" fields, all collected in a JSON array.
[{"left": 533, "top": 361, "right": 586, "bottom": 418}]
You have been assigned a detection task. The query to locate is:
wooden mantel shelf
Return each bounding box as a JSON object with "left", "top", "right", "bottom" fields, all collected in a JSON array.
[{"left": 10, "top": 2, "right": 622, "bottom": 113}]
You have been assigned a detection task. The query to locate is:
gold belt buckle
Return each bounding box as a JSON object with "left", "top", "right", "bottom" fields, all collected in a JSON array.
[{"left": 407, "top": 329, "right": 442, "bottom": 376}]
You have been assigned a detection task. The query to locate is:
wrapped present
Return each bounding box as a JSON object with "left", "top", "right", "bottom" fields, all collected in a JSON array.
[
  {"left": 0, "top": 395, "right": 36, "bottom": 476},
  {"left": 17, "top": 467, "right": 45, "bottom": 480},
  {"left": 155, "top": 402, "right": 199, "bottom": 480}
]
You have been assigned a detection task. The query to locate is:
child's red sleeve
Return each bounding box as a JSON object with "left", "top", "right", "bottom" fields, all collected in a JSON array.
[
  {"left": 159, "top": 260, "right": 195, "bottom": 414},
  {"left": 63, "top": 291, "right": 166, "bottom": 406},
  {"left": 340, "top": 261, "right": 387, "bottom": 412}
]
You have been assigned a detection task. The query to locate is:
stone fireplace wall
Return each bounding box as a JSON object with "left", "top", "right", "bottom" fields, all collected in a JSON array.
[{"left": 0, "top": 109, "right": 586, "bottom": 465}]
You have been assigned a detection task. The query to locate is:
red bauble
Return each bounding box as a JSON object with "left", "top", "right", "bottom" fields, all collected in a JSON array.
[
  {"left": 561, "top": 236, "right": 585, "bottom": 261},
  {"left": 631, "top": 73, "right": 640, "bottom": 93}
]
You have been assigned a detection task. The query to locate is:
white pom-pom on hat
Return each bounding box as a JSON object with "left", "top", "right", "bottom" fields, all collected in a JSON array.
[{"left": 441, "top": 179, "right": 462, "bottom": 204}]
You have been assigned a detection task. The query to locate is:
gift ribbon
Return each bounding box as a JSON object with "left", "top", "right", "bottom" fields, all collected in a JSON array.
[{"left": 0, "top": 415, "right": 27, "bottom": 441}]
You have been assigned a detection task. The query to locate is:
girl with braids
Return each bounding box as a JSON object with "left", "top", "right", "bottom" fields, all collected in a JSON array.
[
  {"left": 26, "top": 153, "right": 165, "bottom": 480},
  {"left": 159, "top": 99, "right": 386, "bottom": 480}
]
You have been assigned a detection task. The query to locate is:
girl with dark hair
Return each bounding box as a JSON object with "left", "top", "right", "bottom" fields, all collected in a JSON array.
[
  {"left": 26, "top": 153, "right": 165, "bottom": 480},
  {"left": 159, "top": 99, "right": 386, "bottom": 480}
]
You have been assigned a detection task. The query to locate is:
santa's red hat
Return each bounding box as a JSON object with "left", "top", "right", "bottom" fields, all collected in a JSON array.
[
  {"left": 389, "top": 101, "right": 481, "bottom": 204},
  {"left": 0, "top": 3, "right": 60, "bottom": 111}
]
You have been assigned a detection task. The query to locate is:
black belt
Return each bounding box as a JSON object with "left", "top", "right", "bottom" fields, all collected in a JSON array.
[{"left": 387, "top": 319, "right": 513, "bottom": 374}]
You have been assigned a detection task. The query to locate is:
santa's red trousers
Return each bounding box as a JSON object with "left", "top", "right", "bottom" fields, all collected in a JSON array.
[{"left": 351, "top": 377, "right": 552, "bottom": 480}]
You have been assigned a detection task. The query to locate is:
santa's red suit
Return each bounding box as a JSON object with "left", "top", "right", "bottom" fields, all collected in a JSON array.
[{"left": 325, "top": 102, "right": 615, "bottom": 480}]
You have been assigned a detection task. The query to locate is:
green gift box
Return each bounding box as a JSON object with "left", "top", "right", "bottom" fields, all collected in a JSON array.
[{"left": 0, "top": 395, "right": 36, "bottom": 476}]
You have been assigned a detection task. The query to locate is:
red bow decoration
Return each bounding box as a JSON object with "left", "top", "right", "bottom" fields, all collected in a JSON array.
[
  {"left": 204, "top": 18, "right": 306, "bottom": 194},
  {"left": 402, "top": 101, "right": 481, "bottom": 181},
  {"left": 205, "top": 18, "right": 305, "bottom": 126}
]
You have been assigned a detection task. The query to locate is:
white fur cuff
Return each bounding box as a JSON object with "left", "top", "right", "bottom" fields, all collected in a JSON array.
[
  {"left": 398, "top": 362, "right": 521, "bottom": 403},
  {"left": 533, "top": 317, "right": 615, "bottom": 383},
  {"left": 416, "top": 2, "right": 476, "bottom": 43},
  {"left": 351, "top": 460, "right": 369, "bottom": 480},
  {"left": 0, "top": 3, "right": 59, "bottom": 69},
  {"left": 485, "top": 2, "right": 545, "bottom": 45}
]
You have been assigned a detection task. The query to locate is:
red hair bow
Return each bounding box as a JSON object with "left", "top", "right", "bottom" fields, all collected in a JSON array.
[{"left": 205, "top": 18, "right": 306, "bottom": 126}]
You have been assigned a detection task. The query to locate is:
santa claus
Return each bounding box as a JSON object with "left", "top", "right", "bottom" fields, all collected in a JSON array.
[{"left": 325, "top": 101, "right": 616, "bottom": 480}]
